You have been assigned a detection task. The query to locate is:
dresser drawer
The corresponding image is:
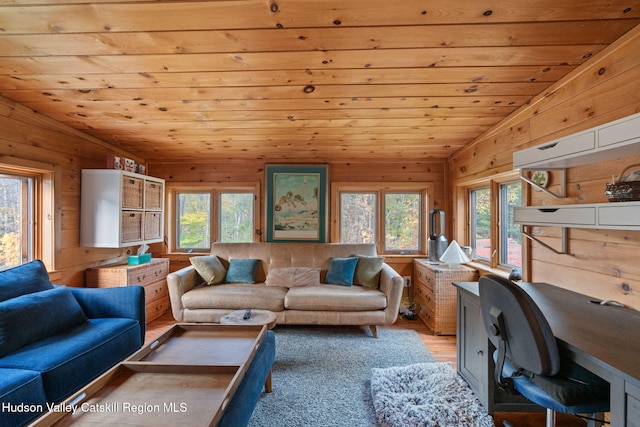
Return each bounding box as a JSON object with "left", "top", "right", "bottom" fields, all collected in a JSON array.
[
  {"left": 127, "top": 261, "right": 169, "bottom": 287},
  {"left": 146, "top": 297, "right": 170, "bottom": 323},
  {"left": 144, "top": 279, "right": 168, "bottom": 304}
]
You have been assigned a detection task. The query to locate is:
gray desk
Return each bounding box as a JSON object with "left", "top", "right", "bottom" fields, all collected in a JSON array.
[{"left": 454, "top": 281, "right": 640, "bottom": 426}]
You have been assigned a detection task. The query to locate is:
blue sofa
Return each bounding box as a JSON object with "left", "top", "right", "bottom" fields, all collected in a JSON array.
[
  {"left": 218, "top": 329, "right": 276, "bottom": 427},
  {"left": 0, "top": 260, "right": 145, "bottom": 427}
]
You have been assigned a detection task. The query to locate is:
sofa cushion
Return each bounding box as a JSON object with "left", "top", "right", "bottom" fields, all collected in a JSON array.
[
  {"left": 354, "top": 255, "right": 385, "bottom": 289},
  {"left": 225, "top": 259, "right": 260, "bottom": 283},
  {"left": 190, "top": 255, "right": 226, "bottom": 285},
  {"left": 0, "top": 287, "right": 88, "bottom": 357},
  {"left": 285, "top": 284, "right": 387, "bottom": 311},
  {"left": 182, "top": 283, "right": 287, "bottom": 312},
  {"left": 0, "top": 260, "right": 54, "bottom": 302},
  {"left": 325, "top": 257, "right": 358, "bottom": 286},
  {"left": 0, "top": 368, "right": 47, "bottom": 427},
  {"left": 265, "top": 267, "right": 321, "bottom": 288},
  {"left": 0, "top": 318, "right": 142, "bottom": 403}
]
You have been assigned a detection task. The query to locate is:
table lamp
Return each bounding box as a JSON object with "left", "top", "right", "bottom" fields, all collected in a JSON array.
[{"left": 439, "top": 240, "right": 470, "bottom": 268}]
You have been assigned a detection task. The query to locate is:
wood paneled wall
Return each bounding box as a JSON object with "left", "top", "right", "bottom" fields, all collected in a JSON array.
[
  {"left": 449, "top": 25, "right": 640, "bottom": 309},
  {"left": 148, "top": 159, "right": 446, "bottom": 276},
  {"left": 0, "top": 96, "right": 144, "bottom": 285}
]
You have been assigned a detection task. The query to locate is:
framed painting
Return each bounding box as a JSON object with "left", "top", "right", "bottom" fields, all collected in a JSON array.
[{"left": 265, "top": 164, "right": 328, "bottom": 242}]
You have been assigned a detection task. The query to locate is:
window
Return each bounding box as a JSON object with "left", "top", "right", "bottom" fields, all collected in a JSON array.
[
  {"left": 169, "top": 184, "right": 259, "bottom": 253},
  {"left": 332, "top": 183, "right": 431, "bottom": 255},
  {"left": 0, "top": 161, "right": 55, "bottom": 271},
  {"left": 500, "top": 181, "right": 522, "bottom": 269},
  {"left": 466, "top": 176, "right": 522, "bottom": 270},
  {"left": 470, "top": 187, "right": 491, "bottom": 261},
  {"left": 0, "top": 173, "right": 34, "bottom": 268}
]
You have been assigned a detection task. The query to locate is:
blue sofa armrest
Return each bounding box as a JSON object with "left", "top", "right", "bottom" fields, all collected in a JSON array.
[
  {"left": 65, "top": 286, "right": 146, "bottom": 343},
  {"left": 218, "top": 330, "right": 276, "bottom": 427}
]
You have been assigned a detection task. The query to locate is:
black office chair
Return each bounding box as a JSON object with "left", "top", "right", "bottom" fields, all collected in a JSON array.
[{"left": 478, "top": 274, "right": 610, "bottom": 427}]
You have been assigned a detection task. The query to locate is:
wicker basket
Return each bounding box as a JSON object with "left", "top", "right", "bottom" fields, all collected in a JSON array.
[
  {"left": 605, "top": 163, "right": 640, "bottom": 202},
  {"left": 144, "top": 212, "right": 162, "bottom": 240},
  {"left": 144, "top": 181, "right": 163, "bottom": 210},
  {"left": 121, "top": 212, "right": 143, "bottom": 242},
  {"left": 122, "top": 176, "right": 143, "bottom": 209}
]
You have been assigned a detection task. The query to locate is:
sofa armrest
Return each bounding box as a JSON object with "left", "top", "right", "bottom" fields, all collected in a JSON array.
[
  {"left": 167, "top": 265, "right": 204, "bottom": 321},
  {"left": 379, "top": 263, "right": 404, "bottom": 325},
  {"left": 67, "top": 286, "right": 146, "bottom": 343}
]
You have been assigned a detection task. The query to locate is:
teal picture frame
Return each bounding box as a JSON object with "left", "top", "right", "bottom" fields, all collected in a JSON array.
[{"left": 266, "top": 164, "right": 328, "bottom": 242}]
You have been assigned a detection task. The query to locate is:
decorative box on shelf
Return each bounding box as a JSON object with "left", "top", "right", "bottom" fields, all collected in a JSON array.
[{"left": 413, "top": 259, "right": 478, "bottom": 335}]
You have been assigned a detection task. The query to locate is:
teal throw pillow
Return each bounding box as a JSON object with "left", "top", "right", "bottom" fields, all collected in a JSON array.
[
  {"left": 354, "top": 255, "right": 385, "bottom": 289},
  {"left": 325, "top": 257, "right": 358, "bottom": 286},
  {"left": 0, "top": 260, "right": 54, "bottom": 302},
  {"left": 0, "top": 287, "right": 88, "bottom": 357},
  {"left": 190, "top": 255, "right": 227, "bottom": 285},
  {"left": 225, "top": 259, "right": 260, "bottom": 283}
]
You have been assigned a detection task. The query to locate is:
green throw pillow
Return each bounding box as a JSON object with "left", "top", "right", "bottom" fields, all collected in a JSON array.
[
  {"left": 225, "top": 259, "right": 261, "bottom": 284},
  {"left": 354, "top": 255, "right": 385, "bottom": 289},
  {"left": 325, "top": 257, "right": 358, "bottom": 286},
  {"left": 190, "top": 256, "right": 227, "bottom": 285}
]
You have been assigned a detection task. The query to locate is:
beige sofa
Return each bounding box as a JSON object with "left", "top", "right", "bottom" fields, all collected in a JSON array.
[{"left": 167, "top": 242, "right": 404, "bottom": 337}]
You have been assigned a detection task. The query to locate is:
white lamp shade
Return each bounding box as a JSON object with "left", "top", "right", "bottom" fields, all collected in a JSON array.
[{"left": 439, "top": 240, "right": 470, "bottom": 268}]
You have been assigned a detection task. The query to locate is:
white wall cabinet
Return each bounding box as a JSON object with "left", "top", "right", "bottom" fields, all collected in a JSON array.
[
  {"left": 81, "top": 169, "right": 165, "bottom": 248},
  {"left": 513, "top": 112, "right": 640, "bottom": 233},
  {"left": 514, "top": 112, "right": 640, "bottom": 169},
  {"left": 514, "top": 201, "right": 640, "bottom": 230}
]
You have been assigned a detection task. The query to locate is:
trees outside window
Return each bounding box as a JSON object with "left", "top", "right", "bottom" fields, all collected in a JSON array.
[
  {"left": 0, "top": 173, "right": 33, "bottom": 268},
  {"left": 170, "top": 184, "right": 258, "bottom": 253},
  {"left": 333, "top": 183, "right": 431, "bottom": 255}
]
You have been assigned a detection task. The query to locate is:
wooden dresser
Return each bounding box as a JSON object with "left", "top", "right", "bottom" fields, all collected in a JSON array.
[
  {"left": 86, "top": 258, "right": 170, "bottom": 323},
  {"left": 413, "top": 259, "right": 477, "bottom": 335}
]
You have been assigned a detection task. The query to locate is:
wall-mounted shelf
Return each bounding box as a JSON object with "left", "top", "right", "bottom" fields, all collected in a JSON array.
[
  {"left": 513, "top": 112, "right": 640, "bottom": 170},
  {"left": 81, "top": 169, "right": 165, "bottom": 248},
  {"left": 514, "top": 201, "right": 640, "bottom": 230},
  {"left": 513, "top": 112, "right": 640, "bottom": 253}
]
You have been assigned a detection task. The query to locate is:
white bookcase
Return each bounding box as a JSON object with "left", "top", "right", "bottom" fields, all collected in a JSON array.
[{"left": 81, "top": 169, "right": 165, "bottom": 248}]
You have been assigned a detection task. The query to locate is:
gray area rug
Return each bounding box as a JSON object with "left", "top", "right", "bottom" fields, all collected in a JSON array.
[
  {"left": 371, "top": 362, "right": 494, "bottom": 427},
  {"left": 248, "top": 326, "right": 436, "bottom": 427}
]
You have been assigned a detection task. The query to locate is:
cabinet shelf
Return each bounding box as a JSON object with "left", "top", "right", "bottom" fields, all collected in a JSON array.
[
  {"left": 513, "top": 112, "right": 640, "bottom": 249},
  {"left": 81, "top": 169, "right": 165, "bottom": 248}
]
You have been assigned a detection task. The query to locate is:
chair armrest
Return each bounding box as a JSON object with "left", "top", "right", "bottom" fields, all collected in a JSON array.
[
  {"left": 67, "top": 286, "right": 146, "bottom": 343},
  {"left": 167, "top": 265, "right": 204, "bottom": 321},
  {"left": 379, "top": 263, "right": 404, "bottom": 325}
]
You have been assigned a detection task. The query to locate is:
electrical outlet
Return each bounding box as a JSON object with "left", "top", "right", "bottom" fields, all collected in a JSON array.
[{"left": 403, "top": 276, "right": 411, "bottom": 287}]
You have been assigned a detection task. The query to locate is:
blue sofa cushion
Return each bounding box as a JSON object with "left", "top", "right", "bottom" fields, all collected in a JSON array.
[
  {"left": 225, "top": 258, "right": 260, "bottom": 284},
  {"left": 325, "top": 257, "right": 358, "bottom": 286},
  {"left": 218, "top": 330, "right": 276, "bottom": 427},
  {"left": 0, "top": 318, "right": 142, "bottom": 403},
  {"left": 0, "top": 368, "right": 47, "bottom": 427},
  {"left": 0, "top": 260, "right": 53, "bottom": 302},
  {"left": 0, "top": 287, "right": 88, "bottom": 357}
]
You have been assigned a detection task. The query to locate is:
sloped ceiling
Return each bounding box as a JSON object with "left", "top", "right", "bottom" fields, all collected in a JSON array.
[{"left": 0, "top": 0, "right": 638, "bottom": 162}]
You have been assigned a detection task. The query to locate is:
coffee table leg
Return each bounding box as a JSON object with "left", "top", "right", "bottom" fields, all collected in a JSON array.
[{"left": 265, "top": 370, "right": 273, "bottom": 393}]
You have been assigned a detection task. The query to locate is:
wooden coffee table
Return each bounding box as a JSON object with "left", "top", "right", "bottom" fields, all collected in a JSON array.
[
  {"left": 31, "top": 324, "right": 268, "bottom": 426},
  {"left": 220, "top": 309, "right": 277, "bottom": 329}
]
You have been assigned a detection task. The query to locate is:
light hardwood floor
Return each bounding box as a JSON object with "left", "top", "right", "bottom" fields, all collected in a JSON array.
[{"left": 146, "top": 312, "right": 587, "bottom": 426}]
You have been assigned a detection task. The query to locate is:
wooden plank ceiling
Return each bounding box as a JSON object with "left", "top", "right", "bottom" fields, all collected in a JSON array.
[{"left": 0, "top": 0, "right": 639, "bottom": 162}]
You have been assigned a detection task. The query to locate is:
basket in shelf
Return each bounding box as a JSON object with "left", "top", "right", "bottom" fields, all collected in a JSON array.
[
  {"left": 144, "top": 212, "right": 162, "bottom": 240},
  {"left": 121, "top": 212, "right": 143, "bottom": 242},
  {"left": 145, "top": 181, "right": 163, "bottom": 210},
  {"left": 605, "top": 163, "right": 640, "bottom": 202},
  {"left": 122, "top": 177, "right": 144, "bottom": 209}
]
